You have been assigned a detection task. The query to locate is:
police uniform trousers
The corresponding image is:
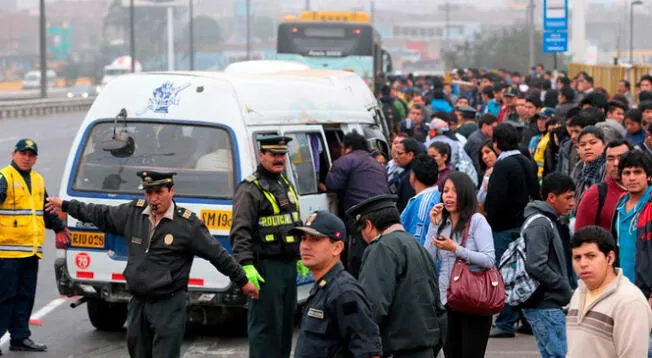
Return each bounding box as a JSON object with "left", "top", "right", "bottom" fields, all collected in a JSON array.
[
  {"left": 0, "top": 255, "right": 39, "bottom": 343},
  {"left": 126, "top": 290, "right": 187, "bottom": 358},
  {"left": 247, "top": 259, "right": 297, "bottom": 358}
]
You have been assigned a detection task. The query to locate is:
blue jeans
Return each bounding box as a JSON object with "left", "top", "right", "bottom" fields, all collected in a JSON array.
[
  {"left": 0, "top": 256, "right": 39, "bottom": 342},
  {"left": 493, "top": 229, "right": 528, "bottom": 334},
  {"left": 523, "top": 308, "right": 567, "bottom": 358}
]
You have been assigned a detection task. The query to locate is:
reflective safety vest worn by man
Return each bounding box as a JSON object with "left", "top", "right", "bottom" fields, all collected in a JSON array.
[
  {"left": 0, "top": 165, "right": 46, "bottom": 258},
  {"left": 0, "top": 138, "right": 68, "bottom": 354},
  {"left": 230, "top": 135, "right": 307, "bottom": 358}
]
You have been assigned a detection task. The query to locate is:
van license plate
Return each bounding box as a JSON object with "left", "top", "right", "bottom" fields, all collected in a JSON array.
[
  {"left": 70, "top": 232, "right": 105, "bottom": 248},
  {"left": 200, "top": 210, "right": 232, "bottom": 230}
]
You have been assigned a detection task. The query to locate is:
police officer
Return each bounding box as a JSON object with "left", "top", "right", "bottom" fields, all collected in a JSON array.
[
  {"left": 46, "top": 171, "right": 258, "bottom": 358},
  {"left": 292, "top": 211, "right": 382, "bottom": 358},
  {"left": 0, "top": 139, "right": 70, "bottom": 355},
  {"left": 230, "top": 135, "right": 309, "bottom": 358},
  {"left": 347, "top": 195, "right": 447, "bottom": 358}
]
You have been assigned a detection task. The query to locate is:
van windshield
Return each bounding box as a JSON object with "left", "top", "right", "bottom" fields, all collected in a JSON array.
[{"left": 72, "top": 121, "right": 236, "bottom": 199}]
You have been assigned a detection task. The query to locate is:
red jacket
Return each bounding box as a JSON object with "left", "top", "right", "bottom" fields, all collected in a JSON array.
[{"left": 574, "top": 175, "right": 626, "bottom": 232}]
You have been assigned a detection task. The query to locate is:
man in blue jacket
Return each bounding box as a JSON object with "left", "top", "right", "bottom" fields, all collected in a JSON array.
[{"left": 322, "top": 131, "right": 390, "bottom": 277}]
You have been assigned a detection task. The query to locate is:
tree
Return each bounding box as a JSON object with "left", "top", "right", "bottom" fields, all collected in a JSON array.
[
  {"left": 102, "top": 0, "right": 168, "bottom": 68},
  {"left": 184, "top": 15, "right": 222, "bottom": 50},
  {"left": 443, "top": 23, "right": 566, "bottom": 73}
]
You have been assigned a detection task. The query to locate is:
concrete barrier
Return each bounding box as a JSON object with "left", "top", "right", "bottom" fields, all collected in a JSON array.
[{"left": 0, "top": 97, "right": 94, "bottom": 119}]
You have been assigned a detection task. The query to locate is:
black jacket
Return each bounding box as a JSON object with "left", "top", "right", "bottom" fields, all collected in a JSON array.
[
  {"left": 359, "top": 226, "right": 446, "bottom": 354},
  {"left": 63, "top": 199, "right": 247, "bottom": 297},
  {"left": 485, "top": 152, "right": 540, "bottom": 232},
  {"left": 295, "top": 262, "right": 382, "bottom": 358},
  {"left": 230, "top": 165, "right": 301, "bottom": 265},
  {"left": 521, "top": 201, "right": 574, "bottom": 309}
]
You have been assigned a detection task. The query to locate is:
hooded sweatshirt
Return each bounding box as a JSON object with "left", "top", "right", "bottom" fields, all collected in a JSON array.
[{"left": 521, "top": 201, "right": 574, "bottom": 309}]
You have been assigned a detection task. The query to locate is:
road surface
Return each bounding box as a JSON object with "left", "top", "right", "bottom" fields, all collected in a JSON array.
[{"left": 0, "top": 112, "right": 539, "bottom": 357}]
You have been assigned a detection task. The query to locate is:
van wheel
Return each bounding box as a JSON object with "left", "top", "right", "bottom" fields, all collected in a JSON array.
[{"left": 87, "top": 298, "right": 127, "bottom": 331}]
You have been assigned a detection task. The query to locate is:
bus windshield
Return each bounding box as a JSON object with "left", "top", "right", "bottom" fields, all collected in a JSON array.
[
  {"left": 277, "top": 23, "right": 373, "bottom": 57},
  {"left": 72, "top": 121, "right": 236, "bottom": 199}
]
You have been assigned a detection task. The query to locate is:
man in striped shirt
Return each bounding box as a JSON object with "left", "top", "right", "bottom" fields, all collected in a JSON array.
[{"left": 400, "top": 154, "right": 441, "bottom": 245}]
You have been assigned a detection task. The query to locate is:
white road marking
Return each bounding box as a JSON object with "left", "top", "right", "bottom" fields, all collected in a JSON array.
[{"left": 0, "top": 297, "right": 68, "bottom": 348}]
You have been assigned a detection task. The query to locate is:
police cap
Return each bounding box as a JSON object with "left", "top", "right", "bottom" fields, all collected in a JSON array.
[
  {"left": 137, "top": 171, "right": 176, "bottom": 190},
  {"left": 503, "top": 86, "right": 519, "bottom": 97},
  {"left": 290, "top": 210, "right": 347, "bottom": 242},
  {"left": 456, "top": 105, "right": 477, "bottom": 119},
  {"left": 538, "top": 107, "right": 556, "bottom": 119},
  {"left": 345, "top": 194, "right": 398, "bottom": 225},
  {"left": 258, "top": 135, "right": 293, "bottom": 154},
  {"left": 14, "top": 138, "right": 38, "bottom": 155}
]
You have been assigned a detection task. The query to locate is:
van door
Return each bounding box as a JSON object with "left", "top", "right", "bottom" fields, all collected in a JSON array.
[{"left": 280, "top": 126, "right": 335, "bottom": 218}]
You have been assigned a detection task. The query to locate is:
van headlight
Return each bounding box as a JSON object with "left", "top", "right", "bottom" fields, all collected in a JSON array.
[{"left": 66, "top": 92, "right": 74, "bottom": 98}]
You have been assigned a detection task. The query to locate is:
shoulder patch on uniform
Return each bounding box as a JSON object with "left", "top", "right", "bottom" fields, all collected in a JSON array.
[
  {"left": 177, "top": 207, "right": 195, "bottom": 220},
  {"left": 342, "top": 301, "right": 359, "bottom": 315},
  {"left": 244, "top": 174, "right": 258, "bottom": 183},
  {"left": 131, "top": 199, "right": 146, "bottom": 207}
]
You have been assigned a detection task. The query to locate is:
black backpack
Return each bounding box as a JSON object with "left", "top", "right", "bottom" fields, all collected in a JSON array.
[{"left": 594, "top": 182, "right": 608, "bottom": 225}]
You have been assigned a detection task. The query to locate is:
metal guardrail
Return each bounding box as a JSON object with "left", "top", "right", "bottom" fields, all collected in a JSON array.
[{"left": 0, "top": 97, "right": 95, "bottom": 119}]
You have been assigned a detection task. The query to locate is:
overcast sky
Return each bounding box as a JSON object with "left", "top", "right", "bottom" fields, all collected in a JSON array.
[{"left": 15, "top": 0, "right": 625, "bottom": 11}]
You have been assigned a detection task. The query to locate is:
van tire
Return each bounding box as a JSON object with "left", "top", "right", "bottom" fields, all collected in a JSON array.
[{"left": 87, "top": 298, "right": 127, "bottom": 331}]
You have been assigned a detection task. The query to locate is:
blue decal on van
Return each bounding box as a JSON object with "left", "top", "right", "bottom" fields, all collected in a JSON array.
[{"left": 141, "top": 81, "right": 191, "bottom": 114}]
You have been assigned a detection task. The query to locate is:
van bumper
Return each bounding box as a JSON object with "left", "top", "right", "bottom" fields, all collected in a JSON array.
[{"left": 54, "top": 258, "right": 247, "bottom": 306}]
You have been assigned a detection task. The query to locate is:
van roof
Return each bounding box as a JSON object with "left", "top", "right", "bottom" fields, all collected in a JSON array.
[{"left": 87, "top": 70, "right": 377, "bottom": 127}]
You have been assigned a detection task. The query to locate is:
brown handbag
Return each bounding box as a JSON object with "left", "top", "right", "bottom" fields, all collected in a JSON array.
[{"left": 446, "top": 222, "right": 505, "bottom": 316}]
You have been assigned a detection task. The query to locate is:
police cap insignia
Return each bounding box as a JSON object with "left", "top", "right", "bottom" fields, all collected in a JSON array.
[{"left": 305, "top": 213, "right": 317, "bottom": 226}]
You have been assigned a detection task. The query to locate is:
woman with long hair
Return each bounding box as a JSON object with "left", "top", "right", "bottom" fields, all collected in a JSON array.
[
  {"left": 572, "top": 126, "right": 606, "bottom": 202},
  {"left": 425, "top": 172, "right": 496, "bottom": 358},
  {"left": 477, "top": 140, "right": 498, "bottom": 213},
  {"left": 427, "top": 141, "right": 453, "bottom": 189}
]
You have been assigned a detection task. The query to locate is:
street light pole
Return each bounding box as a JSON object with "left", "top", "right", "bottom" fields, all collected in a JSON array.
[
  {"left": 39, "top": 0, "right": 47, "bottom": 98},
  {"left": 630, "top": 0, "right": 643, "bottom": 64},
  {"left": 528, "top": 0, "right": 535, "bottom": 68},
  {"left": 246, "top": 0, "right": 251, "bottom": 60},
  {"left": 189, "top": 0, "right": 194, "bottom": 70},
  {"left": 130, "top": 0, "right": 135, "bottom": 73}
]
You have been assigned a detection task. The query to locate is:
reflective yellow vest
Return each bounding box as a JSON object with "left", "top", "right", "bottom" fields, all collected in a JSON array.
[
  {"left": 0, "top": 165, "right": 46, "bottom": 258},
  {"left": 248, "top": 174, "right": 301, "bottom": 244}
]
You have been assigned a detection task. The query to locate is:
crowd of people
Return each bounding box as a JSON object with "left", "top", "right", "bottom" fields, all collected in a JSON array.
[{"left": 318, "top": 66, "right": 652, "bottom": 357}]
